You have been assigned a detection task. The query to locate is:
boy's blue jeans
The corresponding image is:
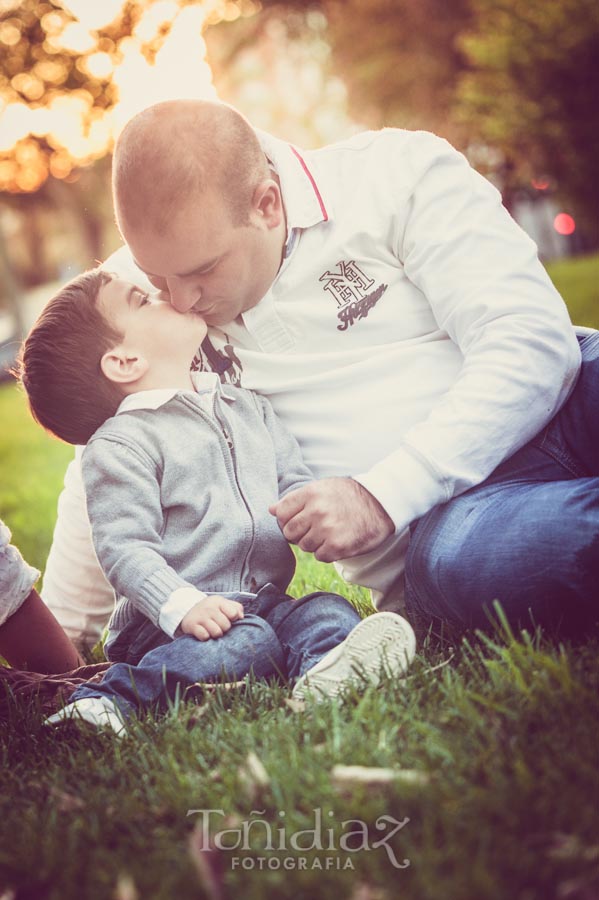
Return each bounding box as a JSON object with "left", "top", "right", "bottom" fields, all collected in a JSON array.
[
  {"left": 71, "top": 585, "right": 360, "bottom": 717},
  {"left": 405, "top": 329, "right": 599, "bottom": 636}
]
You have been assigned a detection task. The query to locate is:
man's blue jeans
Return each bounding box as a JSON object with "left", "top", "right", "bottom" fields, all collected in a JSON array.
[
  {"left": 71, "top": 585, "right": 360, "bottom": 717},
  {"left": 405, "top": 329, "right": 599, "bottom": 636}
]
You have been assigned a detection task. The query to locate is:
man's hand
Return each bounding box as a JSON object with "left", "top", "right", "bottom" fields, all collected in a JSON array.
[
  {"left": 269, "top": 478, "right": 394, "bottom": 563},
  {"left": 180, "top": 596, "right": 244, "bottom": 641}
]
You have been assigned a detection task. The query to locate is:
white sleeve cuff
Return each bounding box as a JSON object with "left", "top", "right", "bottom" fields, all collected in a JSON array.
[
  {"left": 159, "top": 586, "right": 209, "bottom": 638},
  {"left": 354, "top": 444, "right": 448, "bottom": 535}
]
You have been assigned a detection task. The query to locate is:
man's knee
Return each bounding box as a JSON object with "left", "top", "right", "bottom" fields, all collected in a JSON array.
[
  {"left": 405, "top": 520, "right": 463, "bottom": 630},
  {"left": 406, "top": 494, "right": 599, "bottom": 634}
]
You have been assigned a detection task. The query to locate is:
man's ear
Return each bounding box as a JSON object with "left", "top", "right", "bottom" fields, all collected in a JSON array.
[
  {"left": 252, "top": 179, "right": 284, "bottom": 229},
  {"left": 101, "top": 347, "right": 149, "bottom": 385}
]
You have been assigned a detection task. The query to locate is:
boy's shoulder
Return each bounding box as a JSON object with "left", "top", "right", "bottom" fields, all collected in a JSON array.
[
  {"left": 83, "top": 394, "right": 185, "bottom": 458},
  {"left": 83, "top": 385, "right": 270, "bottom": 457},
  {"left": 84, "top": 386, "right": 264, "bottom": 449}
]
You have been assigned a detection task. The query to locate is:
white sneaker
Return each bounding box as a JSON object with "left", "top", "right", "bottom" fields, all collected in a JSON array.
[
  {"left": 291, "top": 612, "right": 416, "bottom": 701},
  {"left": 45, "top": 696, "right": 127, "bottom": 737}
]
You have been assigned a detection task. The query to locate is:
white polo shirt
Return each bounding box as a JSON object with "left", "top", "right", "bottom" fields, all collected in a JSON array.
[{"left": 186, "top": 129, "right": 579, "bottom": 593}]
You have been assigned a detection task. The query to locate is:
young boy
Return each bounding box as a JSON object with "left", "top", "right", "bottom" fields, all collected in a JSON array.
[{"left": 18, "top": 270, "right": 416, "bottom": 734}]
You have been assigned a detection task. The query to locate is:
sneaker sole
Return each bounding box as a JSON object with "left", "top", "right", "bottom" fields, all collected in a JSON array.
[
  {"left": 292, "top": 612, "right": 416, "bottom": 701},
  {"left": 45, "top": 701, "right": 127, "bottom": 737}
]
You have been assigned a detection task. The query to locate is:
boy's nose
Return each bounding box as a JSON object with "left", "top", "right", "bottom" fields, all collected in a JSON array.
[{"left": 166, "top": 276, "right": 200, "bottom": 313}]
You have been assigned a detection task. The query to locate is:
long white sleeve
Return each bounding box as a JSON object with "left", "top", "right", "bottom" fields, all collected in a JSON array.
[{"left": 354, "top": 134, "right": 580, "bottom": 529}]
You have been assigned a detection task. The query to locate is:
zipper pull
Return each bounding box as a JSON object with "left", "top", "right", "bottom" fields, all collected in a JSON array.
[{"left": 221, "top": 423, "right": 233, "bottom": 451}]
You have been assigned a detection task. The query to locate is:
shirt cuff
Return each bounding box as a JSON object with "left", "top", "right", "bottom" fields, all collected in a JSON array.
[
  {"left": 158, "top": 586, "right": 208, "bottom": 638},
  {"left": 353, "top": 444, "right": 448, "bottom": 535}
]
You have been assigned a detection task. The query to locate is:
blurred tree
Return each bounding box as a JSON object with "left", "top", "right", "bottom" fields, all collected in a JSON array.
[
  {"left": 258, "top": 0, "right": 474, "bottom": 143},
  {"left": 0, "top": 0, "right": 232, "bottom": 286},
  {"left": 454, "top": 0, "right": 599, "bottom": 241},
  {"left": 0, "top": 0, "right": 139, "bottom": 284},
  {"left": 256, "top": 0, "right": 598, "bottom": 244},
  {"left": 0, "top": 0, "right": 137, "bottom": 193},
  {"left": 204, "top": 6, "right": 352, "bottom": 146}
]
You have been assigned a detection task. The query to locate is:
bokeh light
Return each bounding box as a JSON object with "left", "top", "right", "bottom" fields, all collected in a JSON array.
[
  {"left": 553, "top": 213, "right": 576, "bottom": 236},
  {"left": 0, "top": 0, "right": 222, "bottom": 193},
  {"left": 531, "top": 177, "right": 550, "bottom": 191},
  {"left": 58, "top": 0, "right": 130, "bottom": 32},
  {"left": 111, "top": 4, "right": 217, "bottom": 133}
]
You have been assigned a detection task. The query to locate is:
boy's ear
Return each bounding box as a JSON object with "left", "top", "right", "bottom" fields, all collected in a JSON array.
[{"left": 101, "top": 347, "right": 149, "bottom": 385}]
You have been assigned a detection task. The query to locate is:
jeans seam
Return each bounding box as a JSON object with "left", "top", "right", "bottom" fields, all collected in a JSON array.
[
  {"left": 536, "top": 430, "right": 586, "bottom": 478},
  {"left": 407, "top": 517, "right": 463, "bottom": 625}
]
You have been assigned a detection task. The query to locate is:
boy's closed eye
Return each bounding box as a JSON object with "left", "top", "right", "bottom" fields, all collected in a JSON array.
[{"left": 130, "top": 287, "right": 151, "bottom": 308}]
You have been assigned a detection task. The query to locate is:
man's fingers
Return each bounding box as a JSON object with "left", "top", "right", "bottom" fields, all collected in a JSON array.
[
  {"left": 314, "top": 542, "right": 341, "bottom": 564},
  {"left": 297, "top": 533, "right": 340, "bottom": 563},
  {"left": 277, "top": 478, "right": 396, "bottom": 560},
  {"left": 297, "top": 530, "right": 336, "bottom": 562},
  {"left": 269, "top": 488, "right": 308, "bottom": 526},
  {"left": 296, "top": 527, "right": 323, "bottom": 554},
  {"left": 281, "top": 511, "right": 312, "bottom": 544}
]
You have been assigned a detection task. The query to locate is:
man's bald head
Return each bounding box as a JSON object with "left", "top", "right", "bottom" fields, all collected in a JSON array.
[{"left": 113, "top": 100, "right": 270, "bottom": 236}]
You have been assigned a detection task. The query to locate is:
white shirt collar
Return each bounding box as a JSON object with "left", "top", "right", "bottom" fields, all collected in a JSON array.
[
  {"left": 116, "top": 371, "right": 224, "bottom": 415},
  {"left": 257, "top": 131, "right": 332, "bottom": 238},
  {"left": 235, "top": 135, "right": 332, "bottom": 351}
]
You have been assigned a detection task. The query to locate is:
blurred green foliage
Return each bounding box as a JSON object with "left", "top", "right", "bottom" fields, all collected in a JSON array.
[
  {"left": 261, "top": 0, "right": 599, "bottom": 245},
  {"left": 456, "top": 0, "right": 599, "bottom": 242}
]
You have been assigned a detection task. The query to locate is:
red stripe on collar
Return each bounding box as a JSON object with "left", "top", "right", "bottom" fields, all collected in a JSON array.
[{"left": 290, "top": 146, "right": 329, "bottom": 222}]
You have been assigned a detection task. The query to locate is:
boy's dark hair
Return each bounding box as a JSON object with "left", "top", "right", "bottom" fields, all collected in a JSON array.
[{"left": 17, "top": 269, "right": 126, "bottom": 445}]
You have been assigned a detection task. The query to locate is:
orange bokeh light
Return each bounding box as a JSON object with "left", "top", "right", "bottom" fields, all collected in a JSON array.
[{"left": 0, "top": 0, "right": 221, "bottom": 192}]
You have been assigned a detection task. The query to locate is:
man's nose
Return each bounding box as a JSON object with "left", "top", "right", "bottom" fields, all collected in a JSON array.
[{"left": 166, "top": 276, "right": 200, "bottom": 313}]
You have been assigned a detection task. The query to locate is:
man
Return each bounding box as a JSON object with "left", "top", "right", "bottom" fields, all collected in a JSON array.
[{"left": 43, "top": 100, "right": 596, "bottom": 646}]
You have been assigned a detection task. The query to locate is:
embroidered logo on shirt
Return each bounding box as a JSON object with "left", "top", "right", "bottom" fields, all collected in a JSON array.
[
  {"left": 319, "top": 261, "right": 387, "bottom": 331},
  {"left": 191, "top": 336, "right": 244, "bottom": 386}
]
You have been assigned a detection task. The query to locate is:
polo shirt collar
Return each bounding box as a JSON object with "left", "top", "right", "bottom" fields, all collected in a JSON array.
[
  {"left": 257, "top": 131, "right": 331, "bottom": 233},
  {"left": 230, "top": 134, "right": 332, "bottom": 353}
]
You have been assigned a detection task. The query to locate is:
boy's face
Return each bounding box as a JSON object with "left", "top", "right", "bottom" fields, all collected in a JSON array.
[{"left": 98, "top": 276, "right": 208, "bottom": 370}]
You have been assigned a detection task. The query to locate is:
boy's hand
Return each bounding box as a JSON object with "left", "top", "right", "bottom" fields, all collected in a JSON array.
[{"left": 180, "top": 596, "right": 244, "bottom": 641}]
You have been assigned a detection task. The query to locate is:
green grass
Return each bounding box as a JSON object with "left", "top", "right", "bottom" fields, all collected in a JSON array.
[
  {"left": 1, "top": 253, "right": 598, "bottom": 899},
  {"left": 0, "top": 383, "right": 73, "bottom": 570},
  {"left": 1, "top": 628, "right": 598, "bottom": 900},
  {"left": 546, "top": 253, "right": 599, "bottom": 329}
]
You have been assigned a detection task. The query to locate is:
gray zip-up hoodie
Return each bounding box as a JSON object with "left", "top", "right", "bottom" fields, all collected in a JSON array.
[{"left": 82, "top": 383, "right": 314, "bottom": 642}]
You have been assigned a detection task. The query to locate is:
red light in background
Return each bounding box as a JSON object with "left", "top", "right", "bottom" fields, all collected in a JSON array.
[
  {"left": 531, "top": 177, "right": 550, "bottom": 190},
  {"left": 554, "top": 213, "right": 576, "bottom": 235}
]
